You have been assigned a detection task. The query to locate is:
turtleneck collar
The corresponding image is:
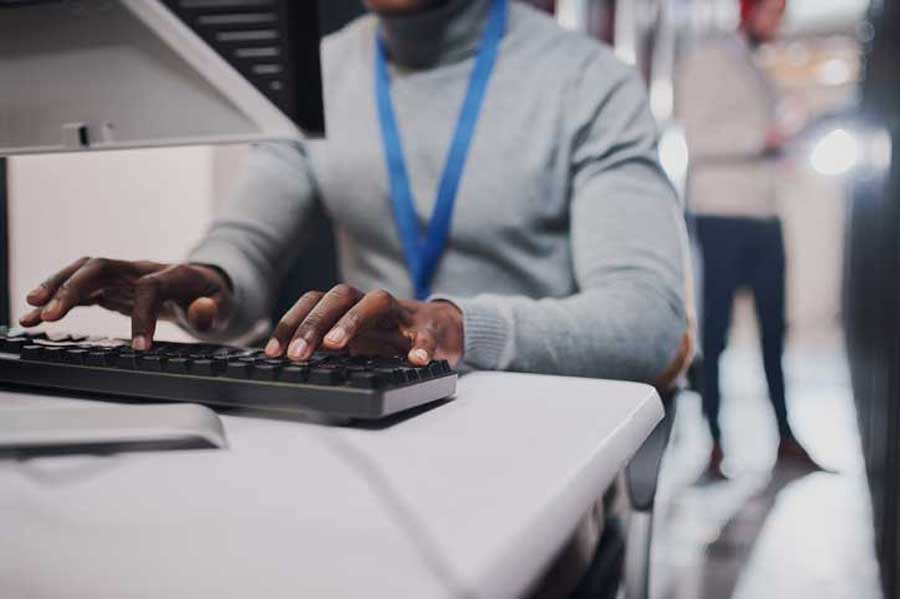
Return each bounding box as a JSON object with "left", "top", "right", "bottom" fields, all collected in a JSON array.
[{"left": 377, "top": 0, "right": 492, "bottom": 69}]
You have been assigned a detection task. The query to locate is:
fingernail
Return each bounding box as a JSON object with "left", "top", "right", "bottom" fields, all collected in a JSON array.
[
  {"left": 288, "top": 338, "right": 308, "bottom": 360},
  {"left": 132, "top": 335, "right": 149, "bottom": 351},
  {"left": 26, "top": 288, "right": 46, "bottom": 304},
  {"left": 410, "top": 349, "right": 429, "bottom": 364},
  {"left": 264, "top": 338, "right": 282, "bottom": 356},
  {"left": 325, "top": 327, "right": 346, "bottom": 344},
  {"left": 41, "top": 299, "right": 61, "bottom": 317}
]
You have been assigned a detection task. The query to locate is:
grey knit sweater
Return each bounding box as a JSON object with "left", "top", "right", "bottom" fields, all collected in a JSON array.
[{"left": 189, "top": 0, "right": 688, "bottom": 383}]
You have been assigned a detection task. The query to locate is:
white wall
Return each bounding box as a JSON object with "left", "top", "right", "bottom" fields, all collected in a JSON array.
[{"left": 8, "top": 147, "right": 216, "bottom": 341}]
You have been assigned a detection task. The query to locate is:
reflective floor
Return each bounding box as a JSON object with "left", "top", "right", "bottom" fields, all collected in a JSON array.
[{"left": 651, "top": 339, "right": 882, "bottom": 599}]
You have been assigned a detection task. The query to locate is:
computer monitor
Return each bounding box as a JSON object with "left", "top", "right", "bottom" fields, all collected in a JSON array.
[{"left": 0, "top": 0, "right": 324, "bottom": 155}]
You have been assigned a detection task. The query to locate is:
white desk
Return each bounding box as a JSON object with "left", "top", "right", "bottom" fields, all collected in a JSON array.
[{"left": 0, "top": 372, "right": 662, "bottom": 599}]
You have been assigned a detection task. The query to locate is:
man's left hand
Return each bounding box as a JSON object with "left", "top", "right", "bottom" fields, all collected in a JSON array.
[{"left": 263, "top": 284, "right": 464, "bottom": 366}]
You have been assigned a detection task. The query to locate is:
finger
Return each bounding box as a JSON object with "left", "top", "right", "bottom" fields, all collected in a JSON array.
[
  {"left": 131, "top": 264, "right": 229, "bottom": 346},
  {"left": 187, "top": 297, "right": 219, "bottom": 332},
  {"left": 130, "top": 274, "right": 172, "bottom": 350},
  {"left": 347, "top": 329, "right": 411, "bottom": 357},
  {"left": 288, "top": 284, "right": 363, "bottom": 361},
  {"left": 263, "top": 291, "right": 325, "bottom": 357},
  {"left": 409, "top": 327, "right": 438, "bottom": 365},
  {"left": 40, "top": 258, "right": 112, "bottom": 322},
  {"left": 18, "top": 307, "right": 44, "bottom": 328},
  {"left": 26, "top": 257, "right": 90, "bottom": 306},
  {"left": 322, "top": 289, "right": 397, "bottom": 351}
]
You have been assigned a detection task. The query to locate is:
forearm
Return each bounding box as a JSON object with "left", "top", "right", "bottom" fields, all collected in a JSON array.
[
  {"left": 448, "top": 282, "right": 686, "bottom": 383},
  {"left": 188, "top": 141, "right": 318, "bottom": 340}
]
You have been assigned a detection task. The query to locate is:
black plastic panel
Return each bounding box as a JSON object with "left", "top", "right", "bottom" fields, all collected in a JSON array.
[
  {"left": 0, "top": 158, "right": 8, "bottom": 327},
  {"left": 846, "top": 1, "right": 900, "bottom": 596},
  {"left": 161, "top": 0, "right": 325, "bottom": 135}
]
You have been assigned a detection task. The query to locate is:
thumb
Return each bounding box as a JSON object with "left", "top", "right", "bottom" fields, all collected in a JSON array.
[{"left": 187, "top": 296, "right": 220, "bottom": 332}]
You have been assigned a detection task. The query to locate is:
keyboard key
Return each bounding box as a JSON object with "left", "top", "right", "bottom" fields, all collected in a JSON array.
[
  {"left": 85, "top": 351, "right": 113, "bottom": 367},
  {"left": 280, "top": 365, "right": 307, "bottom": 383},
  {"left": 438, "top": 360, "right": 451, "bottom": 374},
  {"left": 64, "top": 348, "right": 88, "bottom": 365},
  {"left": 190, "top": 359, "right": 215, "bottom": 376},
  {"left": 165, "top": 358, "right": 189, "bottom": 374},
  {"left": 43, "top": 346, "right": 66, "bottom": 362},
  {"left": 349, "top": 371, "right": 385, "bottom": 389},
  {"left": 3, "top": 338, "right": 27, "bottom": 354},
  {"left": 116, "top": 352, "right": 137, "bottom": 370},
  {"left": 251, "top": 363, "right": 279, "bottom": 381},
  {"left": 375, "top": 368, "right": 406, "bottom": 385},
  {"left": 20, "top": 345, "right": 43, "bottom": 361},
  {"left": 309, "top": 367, "right": 345, "bottom": 386},
  {"left": 225, "top": 362, "right": 251, "bottom": 379},
  {"left": 138, "top": 355, "right": 165, "bottom": 372}
]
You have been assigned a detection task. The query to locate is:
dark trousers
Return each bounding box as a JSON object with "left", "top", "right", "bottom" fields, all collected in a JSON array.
[{"left": 695, "top": 216, "right": 791, "bottom": 442}]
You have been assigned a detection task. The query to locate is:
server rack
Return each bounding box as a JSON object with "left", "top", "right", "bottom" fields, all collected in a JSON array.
[
  {"left": 0, "top": 158, "right": 8, "bottom": 326},
  {"left": 846, "top": 1, "right": 900, "bottom": 596}
]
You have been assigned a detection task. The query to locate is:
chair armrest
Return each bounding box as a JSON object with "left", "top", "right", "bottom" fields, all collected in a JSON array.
[{"left": 625, "top": 390, "right": 678, "bottom": 512}]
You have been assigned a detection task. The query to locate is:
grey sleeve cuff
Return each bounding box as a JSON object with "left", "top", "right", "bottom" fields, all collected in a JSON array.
[{"left": 429, "top": 294, "right": 514, "bottom": 371}]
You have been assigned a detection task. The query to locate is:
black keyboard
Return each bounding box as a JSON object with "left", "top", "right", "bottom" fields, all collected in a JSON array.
[{"left": 0, "top": 328, "right": 457, "bottom": 419}]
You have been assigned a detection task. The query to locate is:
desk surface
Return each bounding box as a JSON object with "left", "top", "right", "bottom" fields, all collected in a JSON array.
[{"left": 0, "top": 372, "right": 662, "bottom": 599}]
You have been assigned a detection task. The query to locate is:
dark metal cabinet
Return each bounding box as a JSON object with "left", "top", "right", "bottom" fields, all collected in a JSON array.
[{"left": 846, "top": 1, "right": 900, "bottom": 596}]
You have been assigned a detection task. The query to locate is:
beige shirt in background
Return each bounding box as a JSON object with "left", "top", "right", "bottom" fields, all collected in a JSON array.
[{"left": 676, "top": 34, "right": 780, "bottom": 219}]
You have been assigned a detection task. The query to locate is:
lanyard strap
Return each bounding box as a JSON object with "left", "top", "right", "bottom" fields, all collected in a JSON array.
[{"left": 375, "top": 0, "right": 507, "bottom": 300}]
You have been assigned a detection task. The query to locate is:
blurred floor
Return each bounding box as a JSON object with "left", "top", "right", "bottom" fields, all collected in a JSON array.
[{"left": 650, "top": 337, "right": 882, "bottom": 599}]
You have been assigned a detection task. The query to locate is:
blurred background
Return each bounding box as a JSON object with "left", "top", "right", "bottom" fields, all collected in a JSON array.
[{"left": 2, "top": 0, "right": 898, "bottom": 597}]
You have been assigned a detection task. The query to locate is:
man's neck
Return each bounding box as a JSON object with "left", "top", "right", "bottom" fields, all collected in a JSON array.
[{"left": 377, "top": 0, "right": 491, "bottom": 69}]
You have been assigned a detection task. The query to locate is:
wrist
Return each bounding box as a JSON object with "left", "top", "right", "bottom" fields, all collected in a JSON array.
[{"left": 189, "top": 263, "right": 233, "bottom": 293}]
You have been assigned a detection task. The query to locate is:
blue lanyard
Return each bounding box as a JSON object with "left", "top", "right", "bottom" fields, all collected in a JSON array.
[{"left": 375, "top": 0, "right": 507, "bottom": 300}]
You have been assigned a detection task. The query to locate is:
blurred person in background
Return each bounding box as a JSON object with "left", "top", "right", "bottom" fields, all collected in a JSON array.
[{"left": 677, "top": 0, "right": 823, "bottom": 479}]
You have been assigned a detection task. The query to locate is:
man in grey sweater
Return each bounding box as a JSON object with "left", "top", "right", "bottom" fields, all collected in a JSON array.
[
  {"left": 22, "top": 0, "right": 689, "bottom": 387},
  {"left": 21, "top": 0, "right": 688, "bottom": 593}
]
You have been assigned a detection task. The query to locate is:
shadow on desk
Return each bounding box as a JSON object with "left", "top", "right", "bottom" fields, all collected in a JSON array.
[
  {"left": 0, "top": 438, "right": 220, "bottom": 461},
  {"left": 217, "top": 395, "right": 457, "bottom": 429}
]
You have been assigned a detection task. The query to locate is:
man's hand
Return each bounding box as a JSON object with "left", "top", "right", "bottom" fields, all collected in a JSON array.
[
  {"left": 263, "top": 284, "right": 464, "bottom": 367},
  {"left": 20, "top": 257, "right": 233, "bottom": 350}
]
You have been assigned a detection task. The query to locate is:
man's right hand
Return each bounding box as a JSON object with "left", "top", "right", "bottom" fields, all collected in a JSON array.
[{"left": 19, "top": 258, "right": 233, "bottom": 350}]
